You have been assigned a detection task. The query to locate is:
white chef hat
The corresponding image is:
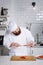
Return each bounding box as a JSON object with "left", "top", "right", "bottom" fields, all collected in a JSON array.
[{"left": 8, "top": 18, "right": 18, "bottom": 32}]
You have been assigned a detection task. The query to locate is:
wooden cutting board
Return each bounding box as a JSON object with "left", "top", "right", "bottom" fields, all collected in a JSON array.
[{"left": 10, "top": 56, "right": 36, "bottom": 61}]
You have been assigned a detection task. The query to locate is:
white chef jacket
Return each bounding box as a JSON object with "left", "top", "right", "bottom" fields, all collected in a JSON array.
[{"left": 3, "top": 27, "right": 34, "bottom": 56}]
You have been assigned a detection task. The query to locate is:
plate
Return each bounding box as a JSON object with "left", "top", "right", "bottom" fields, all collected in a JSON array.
[{"left": 37, "top": 55, "right": 43, "bottom": 60}]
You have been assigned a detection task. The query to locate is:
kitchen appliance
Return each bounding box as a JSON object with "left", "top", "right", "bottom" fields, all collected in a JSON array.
[
  {"left": 1, "top": 7, "right": 8, "bottom": 15},
  {"left": 0, "top": 36, "right": 4, "bottom": 45},
  {"left": 40, "top": 43, "right": 43, "bottom": 46}
]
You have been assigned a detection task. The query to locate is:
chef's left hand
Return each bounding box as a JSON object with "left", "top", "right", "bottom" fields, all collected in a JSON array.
[{"left": 24, "top": 41, "right": 34, "bottom": 47}]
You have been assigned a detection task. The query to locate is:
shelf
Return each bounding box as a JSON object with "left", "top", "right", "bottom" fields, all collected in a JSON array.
[
  {"left": 0, "top": 24, "right": 7, "bottom": 28},
  {"left": 0, "top": 15, "right": 9, "bottom": 18}
]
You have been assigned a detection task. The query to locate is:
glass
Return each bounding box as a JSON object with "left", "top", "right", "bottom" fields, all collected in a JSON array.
[
  {"left": 9, "top": 46, "right": 16, "bottom": 56},
  {"left": 9, "top": 37, "right": 16, "bottom": 56},
  {"left": 26, "top": 38, "right": 33, "bottom": 56}
]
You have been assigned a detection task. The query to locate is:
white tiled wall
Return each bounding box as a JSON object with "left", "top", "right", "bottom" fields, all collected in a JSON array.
[{"left": 0, "top": 0, "right": 43, "bottom": 43}]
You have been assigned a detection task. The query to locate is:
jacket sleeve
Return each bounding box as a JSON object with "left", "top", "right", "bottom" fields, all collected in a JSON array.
[
  {"left": 3, "top": 35, "right": 11, "bottom": 49},
  {"left": 26, "top": 30, "right": 35, "bottom": 44}
]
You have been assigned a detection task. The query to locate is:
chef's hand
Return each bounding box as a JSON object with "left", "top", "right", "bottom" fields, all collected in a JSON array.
[
  {"left": 10, "top": 43, "right": 20, "bottom": 47},
  {"left": 24, "top": 41, "right": 34, "bottom": 47}
]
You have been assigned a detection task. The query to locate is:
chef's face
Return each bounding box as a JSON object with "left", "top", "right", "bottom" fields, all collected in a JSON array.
[{"left": 12, "top": 27, "right": 21, "bottom": 36}]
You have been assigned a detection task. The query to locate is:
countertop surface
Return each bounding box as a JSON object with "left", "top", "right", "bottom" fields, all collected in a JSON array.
[
  {"left": 0, "top": 56, "right": 43, "bottom": 65},
  {"left": 0, "top": 45, "right": 43, "bottom": 48}
]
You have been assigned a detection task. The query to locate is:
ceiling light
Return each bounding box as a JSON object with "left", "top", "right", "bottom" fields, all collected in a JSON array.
[{"left": 32, "top": 2, "right": 36, "bottom": 7}]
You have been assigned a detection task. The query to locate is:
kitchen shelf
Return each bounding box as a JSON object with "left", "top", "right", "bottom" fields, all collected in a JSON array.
[{"left": 0, "top": 15, "right": 9, "bottom": 18}]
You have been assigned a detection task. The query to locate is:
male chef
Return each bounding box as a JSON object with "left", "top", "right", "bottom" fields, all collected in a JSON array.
[{"left": 3, "top": 21, "right": 35, "bottom": 56}]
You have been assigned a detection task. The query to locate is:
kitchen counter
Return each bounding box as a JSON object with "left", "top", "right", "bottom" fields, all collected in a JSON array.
[
  {"left": 0, "top": 46, "right": 9, "bottom": 55},
  {"left": 0, "top": 56, "right": 43, "bottom": 65},
  {"left": 0, "top": 45, "right": 43, "bottom": 56},
  {"left": 34, "top": 45, "right": 43, "bottom": 48}
]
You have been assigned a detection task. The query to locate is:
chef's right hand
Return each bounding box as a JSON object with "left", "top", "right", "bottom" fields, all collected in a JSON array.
[{"left": 10, "top": 43, "right": 20, "bottom": 47}]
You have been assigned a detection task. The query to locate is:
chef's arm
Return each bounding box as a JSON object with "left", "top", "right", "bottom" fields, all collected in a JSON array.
[
  {"left": 4, "top": 42, "right": 20, "bottom": 49},
  {"left": 26, "top": 30, "right": 35, "bottom": 47},
  {"left": 28, "top": 41, "right": 35, "bottom": 47},
  {"left": 24, "top": 35, "right": 35, "bottom": 47},
  {"left": 27, "top": 41, "right": 35, "bottom": 47},
  {"left": 24, "top": 41, "right": 35, "bottom": 47},
  {"left": 9, "top": 43, "right": 20, "bottom": 47},
  {"left": 3, "top": 36, "right": 20, "bottom": 49}
]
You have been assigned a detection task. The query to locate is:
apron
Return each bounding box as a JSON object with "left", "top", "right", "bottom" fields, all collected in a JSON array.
[{"left": 9, "top": 32, "right": 30, "bottom": 56}]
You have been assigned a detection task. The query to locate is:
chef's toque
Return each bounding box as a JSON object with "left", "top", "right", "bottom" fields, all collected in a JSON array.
[{"left": 8, "top": 19, "right": 18, "bottom": 32}]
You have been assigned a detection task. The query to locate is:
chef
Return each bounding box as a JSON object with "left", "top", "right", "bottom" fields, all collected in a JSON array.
[{"left": 3, "top": 21, "right": 35, "bottom": 56}]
